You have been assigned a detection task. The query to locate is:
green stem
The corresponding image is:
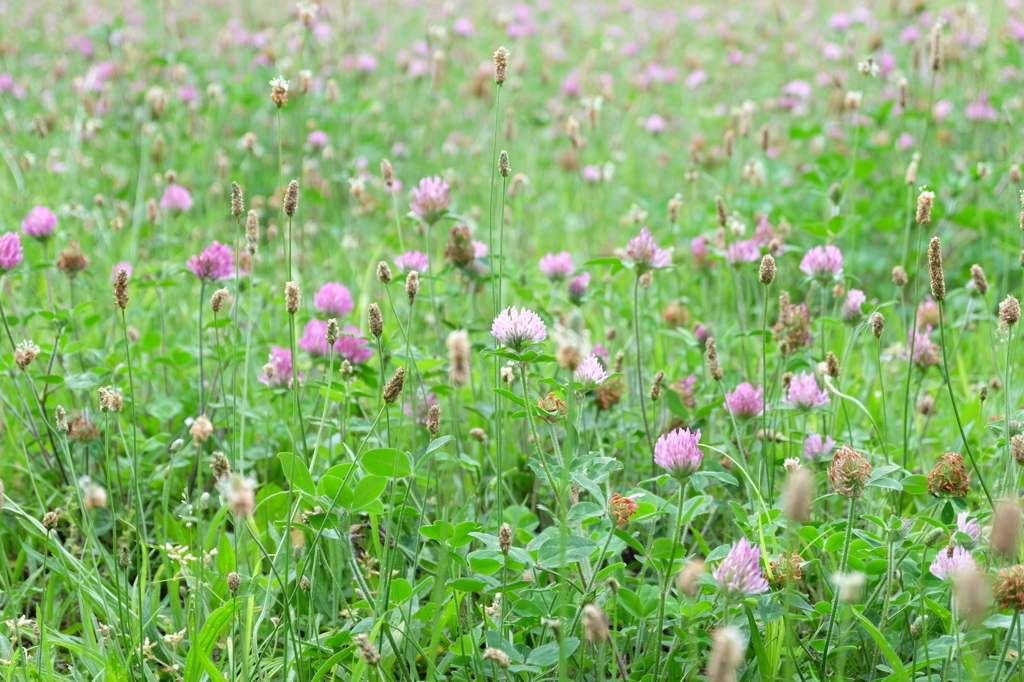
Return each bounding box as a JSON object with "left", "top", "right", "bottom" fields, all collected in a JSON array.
[
  {"left": 519, "top": 362, "right": 560, "bottom": 509},
  {"left": 651, "top": 483, "right": 686, "bottom": 681},
  {"left": 819, "top": 496, "right": 857, "bottom": 679},
  {"left": 633, "top": 276, "right": 655, "bottom": 466}
]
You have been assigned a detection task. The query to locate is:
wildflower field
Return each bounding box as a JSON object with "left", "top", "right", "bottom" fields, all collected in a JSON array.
[{"left": 5, "top": 0, "right": 1024, "bottom": 680}]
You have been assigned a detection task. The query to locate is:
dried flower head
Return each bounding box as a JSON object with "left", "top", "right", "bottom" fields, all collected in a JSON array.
[
  {"left": 892, "top": 266, "right": 908, "bottom": 287},
  {"left": 219, "top": 474, "right": 256, "bottom": 519},
  {"left": 758, "top": 254, "right": 776, "bottom": 285},
  {"left": 381, "top": 159, "right": 394, "bottom": 186},
  {"left": 482, "top": 648, "right": 510, "bottom": 669},
  {"left": 190, "top": 414, "right": 213, "bottom": 444},
  {"left": 1000, "top": 295, "right": 1021, "bottom": 328},
  {"left": 905, "top": 154, "right": 919, "bottom": 186},
  {"left": 368, "top": 303, "right": 383, "bottom": 338},
  {"left": 113, "top": 267, "right": 129, "bottom": 309},
  {"left": 42, "top": 511, "right": 59, "bottom": 531},
  {"left": 493, "top": 46, "right": 510, "bottom": 84},
  {"left": 426, "top": 404, "right": 441, "bottom": 437},
  {"left": 649, "top": 370, "right": 665, "bottom": 401},
  {"left": 498, "top": 150, "right": 511, "bottom": 178},
  {"left": 969, "top": 264, "right": 988, "bottom": 296},
  {"left": 608, "top": 492, "right": 643, "bottom": 526},
  {"left": 405, "top": 271, "right": 419, "bottom": 304},
  {"left": 715, "top": 195, "right": 727, "bottom": 228},
  {"left": 97, "top": 386, "right": 124, "bottom": 412},
  {"left": 14, "top": 340, "right": 39, "bottom": 371},
  {"left": 383, "top": 367, "right": 405, "bottom": 404},
  {"left": 926, "top": 237, "right": 945, "bottom": 301},
  {"left": 916, "top": 189, "right": 935, "bottom": 224},
  {"left": 210, "top": 288, "right": 231, "bottom": 314},
  {"left": 829, "top": 445, "right": 872, "bottom": 497},
  {"left": 376, "top": 261, "right": 392, "bottom": 284},
  {"left": 210, "top": 451, "right": 230, "bottom": 479},
  {"left": 871, "top": 312, "right": 884, "bottom": 339},
  {"left": 354, "top": 633, "right": 381, "bottom": 666},
  {"left": 676, "top": 559, "right": 705, "bottom": 597},
  {"left": 227, "top": 572, "right": 241, "bottom": 591},
  {"left": 285, "top": 282, "right": 301, "bottom": 314},
  {"left": 446, "top": 330, "right": 471, "bottom": 386},
  {"left": 705, "top": 337, "right": 723, "bottom": 380},
  {"left": 927, "top": 452, "right": 970, "bottom": 497},
  {"left": 582, "top": 605, "right": 609, "bottom": 643},
  {"left": 498, "top": 522, "right": 512, "bottom": 553},
  {"left": 270, "top": 76, "right": 289, "bottom": 108},
  {"left": 55, "top": 406, "right": 68, "bottom": 434},
  {"left": 245, "top": 210, "right": 259, "bottom": 254},
  {"left": 783, "top": 466, "right": 814, "bottom": 522},
  {"left": 930, "top": 22, "right": 942, "bottom": 71},
  {"left": 992, "top": 501, "right": 1022, "bottom": 555},
  {"left": 825, "top": 351, "right": 841, "bottom": 378},
  {"left": 284, "top": 180, "right": 299, "bottom": 216},
  {"left": 996, "top": 565, "right": 1024, "bottom": 611},
  {"left": 230, "top": 181, "right": 244, "bottom": 217}
]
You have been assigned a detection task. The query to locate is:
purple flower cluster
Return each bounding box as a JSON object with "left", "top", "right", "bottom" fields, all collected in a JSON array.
[
  {"left": 187, "top": 242, "right": 234, "bottom": 280},
  {"left": 725, "top": 240, "right": 760, "bottom": 265},
  {"left": 713, "top": 537, "right": 769, "bottom": 596},
  {"left": 22, "top": 206, "right": 57, "bottom": 239},
  {"left": 725, "top": 383, "right": 766, "bottom": 420},
  {"left": 957, "top": 511, "right": 982, "bottom": 544},
  {"left": 539, "top": 251, "right": 575, "bottom": 281},
  {"left": 160, "top": 183, "right": 194, "bottom": 211},
  {"left": 783, "top": 372, "right": 830, "bottom": 411},
  {"left": 314, "top": 282, "right": 354, "bottom": 317},
  {"left": 568, "top": 272, "right": 591, "bottom": 304},
  {"left": 0, "top": 232, "right": 24, "bottom": 272},
  {"left": 654, "top": 428, "right": 703, "bottom": 478},
  {"left": 799, "top": 245, "right": 843, "bottom": 278},
  {"left": 394, "top": 251, "right": 429, "bottom": 274},
  {"left": 409, "top": 176, "right": 450, "bottom": 225},
  {"left": 929, "top": 545, "right": 977, "bottom": 581},
  {"left": 259, "top": 346, "right": 295, "bottom": 386},
  {"left": 841, "top": 289, "right": 866, "bottom": 320},
  {"left": 574, "top": 355, "right": 608, "bottom": 388},
  {"left": 625, "top": 227, "right": 672, "bottom": 273},
  {"left": 803, "top": 433, "right": 836, "bottom": 459},
  {"left": 491, "top": 306, "right": 546, "bottom": 351}
]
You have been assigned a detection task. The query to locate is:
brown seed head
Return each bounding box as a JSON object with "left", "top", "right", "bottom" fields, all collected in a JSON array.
[
  {"left": 1013, "top": 434, "right": 1024, "bottom": 466},
  {"left": 376, "top": 261, "right": 392, "bottom": 284},
  {"left": 483, "top": 648, "right": 511, "bottom": 669},
  {"left": 285, "top": 281, "right": 301, "bottom": 314},
  {"left": 190, "top": 414, "right": 213, "bottom": 444},
  {"left": 499, "top": 150, "right": 511, "bottom": 178},
  {"left": 210, "top": 451, "right": 230, "bottom": 479},
  {"left": 582, "top": 605, "right": 610, "bottom": 644},
  {"left": 970, "top": 264, "right": 988, "bottom": 296},
  {"left": 930, "top": 23, "right": 942, "bottom": 71},
  {"left": 706, "top": 626, "right": 746, "bottom": 682},
  {"left": 871, "top": 312, "right": 884, "bottom": 339},
  {"left": 498, "top": 522, "right": 512, "bottom": 553},
  {"left": 381, "top": 159, "right": 394, "bottom": 186},
  {"left": 493, "top": 46, "right": 510, "bottom": 84},
  {"left": 905, "top": 153, "right": 920, "bottom": 186},
  {"left": 892, "top": 266, "right": 908, "bottom": 287},
  {"left": 210, "top": 288, "right": 230, "bottom": 314},
  {"left": 245, "top": 210, "right": 259, "bottom": 254},
  {"left": 916, "top": 189, "right": 935, "bottom": 224},
  {"left": 354, "top": 633, "right": 381, "bottom": 666},
  {"left": 1000, "top": 295, "right": 1021, "bottom": 327},
  {"left": 405, "top": 271, "right": 419, "bottom": 304},
  {"left": 227, "top": 572, "right": 241, "bottom": 591},
  {"left": 926, "top": 452, "right": 970, "bottom": 497},
  {"left": 898, "top": 77, "right": 908, "bottom": 109},
  {"left": 993, "top": 501, "right": 1023, "bottom": 555},
  {"left": 829, "top": 445, "right": 872, "bottom": 497},
  {"left": 383, "top": 367, "right": 405, "bottom": 404},
  {"left": 470, "top": 427, "right": 487, "bottom": 442},
  {"left": 996, "top": 565, "right": 1024, "bottom": 610},
  {"left": 270, "top": 76, "right": 289, "bottom": 108},
  {"left": 231, "top": 181, "right": 244, "bottom": 217},
  {"left": 113, "top": 267, "right": 129, "bottom": 309},
  {"left": 55, "top": 405, "right": 68, "bottom": 434},
  {"left": 676, "top": 559, "right": 706, "bottom": 597},
  {"left": 446, "top": 330, "right": 471, "bottom": 386},
  {"left": 705, "top": 337, "right": 723, "bottom": 381},
  {"left": 42, "top": 511, "right": 58, "bottom": 531},
  {"left": 426, "top": 404, "right": 441, "bottom": 437},
  {"left": 326, "top": 319, "right": 340, "bottom": 345},
  {"left": 825, "top": 351, "right": 841, "bottom": 378},
  {"left": 284, "top": 180, "right": 299, "bottom": 216},
  {"left": 715, "top": 195, "right": 727, "bottom": 227},
  {"left": 783, "top": 466, "right": 814, "bottom": 522},
  {"left": 759, "top": 254, "right": 776, "bottom": 285},
  {"left": 649, "top": 370, "right": 665, "bottom": 401},
  {"left": 927, "top": 237, "right": 945, "bottom": 301}
]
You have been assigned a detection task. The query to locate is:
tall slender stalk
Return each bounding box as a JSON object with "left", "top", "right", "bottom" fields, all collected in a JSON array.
[
  {"left": 518, "top": 363, "right": 559, "bottom": 508},
  {"left": 651, "top": 483, "right": 686, "bottom": 681},
  {"left": 632, "top": 276, "right": 655, "bottom": 466},
  {"left": 937, "top": 301, "right": 993, "bottom": 507},
  {"left": 819, "top": 496, "right": 856, "bottom": 680}
]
